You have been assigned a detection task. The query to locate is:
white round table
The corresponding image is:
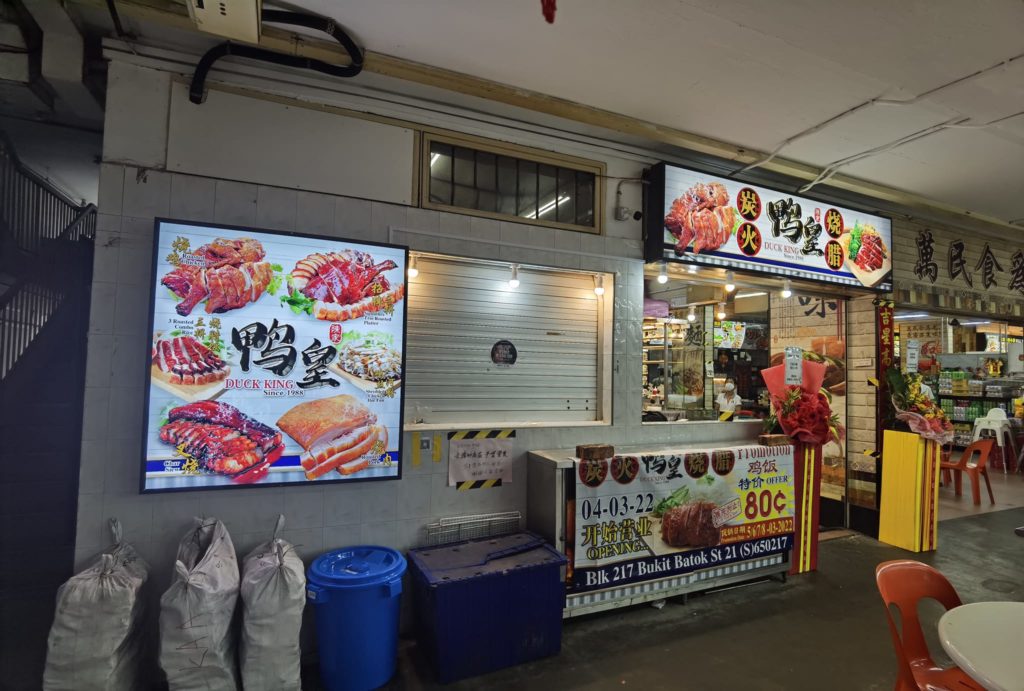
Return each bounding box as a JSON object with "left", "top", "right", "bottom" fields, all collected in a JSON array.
[{"left": 938, "top": 601, "right": 1024, "bottom": 691}]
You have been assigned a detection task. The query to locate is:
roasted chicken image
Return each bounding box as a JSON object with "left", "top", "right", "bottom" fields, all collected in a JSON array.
[
  {"left": 661, "top": 501, "right": 721, "bottom": 548},
  {"left": 288, "top": 250, "right": 404, "bottom": 322},
  {"left": 161, "top": 237, "right": 273, "bottom": 316},
  {"left": 276, "top": 395, "right": 387, "bottom": 479},
  {"left": 664, "top": 182, "right": 736, "bottom": 255},
  {"left": 158, "top": 401, "right": 284, "bottom": 482},
  {"left": 152, "top": 335, "right": 229, "bottom": 386}
]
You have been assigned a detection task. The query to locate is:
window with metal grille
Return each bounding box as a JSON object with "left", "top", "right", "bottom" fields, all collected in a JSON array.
[{"left": 422, "top": 134, "right": 603, "bottom": 234}]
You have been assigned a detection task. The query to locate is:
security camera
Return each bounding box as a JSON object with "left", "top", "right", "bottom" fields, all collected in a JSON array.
[{"left": 633, "top": 210, "right": 643, "bottom": 221}]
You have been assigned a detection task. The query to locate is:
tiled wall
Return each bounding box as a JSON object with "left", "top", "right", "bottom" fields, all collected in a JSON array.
[{"left": 77, "top": 165, "right": 761, "bottom": 588}]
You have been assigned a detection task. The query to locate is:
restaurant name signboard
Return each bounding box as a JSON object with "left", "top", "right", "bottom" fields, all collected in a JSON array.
[
  {"left": 141, "top": 219, "right": 407, "bottom": 492},
  {"left": 645, "top": 163, "right": 893, "bottom": 290},
  {"left": 570, "top": 444, "right": 795, "bottom": 592},
  {"left": 893, "top": 221, "right": 1024, "bottom": 318}
]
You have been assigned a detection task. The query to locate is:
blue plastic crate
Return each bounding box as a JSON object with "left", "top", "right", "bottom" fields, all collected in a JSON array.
[{"left": 407, "top": 532, "right": 567, "bottom": 683}]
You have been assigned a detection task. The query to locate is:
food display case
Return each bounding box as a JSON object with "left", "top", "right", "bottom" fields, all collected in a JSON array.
[{"left": 527, "top": 431, "right": 795, "bottom": 617}]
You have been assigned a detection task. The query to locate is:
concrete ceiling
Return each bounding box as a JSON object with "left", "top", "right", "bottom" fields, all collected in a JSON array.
[{"left": 282, "top": 0, "right": 1024, "bottom": 224}]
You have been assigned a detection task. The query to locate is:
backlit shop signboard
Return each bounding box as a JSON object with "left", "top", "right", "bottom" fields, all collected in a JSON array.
[
  {"left": 644, "top": 163, "right": 893, "bottom": 290},
  {"left": 140, "top": 218, "right": 407, "bottom": 493}
]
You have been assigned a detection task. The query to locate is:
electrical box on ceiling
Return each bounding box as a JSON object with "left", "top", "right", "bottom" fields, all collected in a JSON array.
[{"left": 186, "top": 0, "right": 262, "bottom": 44}]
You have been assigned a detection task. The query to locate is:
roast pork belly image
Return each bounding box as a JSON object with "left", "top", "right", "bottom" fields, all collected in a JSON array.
[
  {"left": 661, "top": 501, "right": 721, "bottom": 548},
  {"left": 277, "top": 395, "right": 387, "bottom": 479},
  {"left": 159, "top": 401, "right": 284, "bottom": 482}
]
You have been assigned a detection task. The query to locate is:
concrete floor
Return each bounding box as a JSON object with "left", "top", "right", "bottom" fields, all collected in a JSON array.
[
  {"left": 367, "top": 508, "right": 1024, "bottom": 691},
  {"left": 939, "top": 466, "right": 1024, "bottom": 521}
]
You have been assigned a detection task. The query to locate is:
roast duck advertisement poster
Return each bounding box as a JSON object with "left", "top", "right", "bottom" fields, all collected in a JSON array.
[
  {"left": 652, "top": 163, "right": 893, "bottom": 291},
  {"left": 142, "top": 219, "right": 407, "bottom": 492}
]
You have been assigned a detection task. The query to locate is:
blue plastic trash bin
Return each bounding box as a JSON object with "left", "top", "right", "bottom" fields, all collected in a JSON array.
[{"left": 307, "top": 546, "right": 407, "bottom": 691}]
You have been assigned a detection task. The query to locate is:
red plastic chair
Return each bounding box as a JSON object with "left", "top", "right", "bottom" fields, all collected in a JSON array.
[
  {"left": 875, "top": 560, "right": 984, "bottom": 690},
  {"left": 940, "top": 439, "right": 995, "bottom": 506}
]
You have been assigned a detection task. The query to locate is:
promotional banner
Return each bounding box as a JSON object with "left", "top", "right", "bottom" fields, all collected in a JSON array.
[
  {"left": 142, "top": 219, "right": 407, "bottom": 492},
  {"left": 571, "top": 445, "right": 795, "bottom": 592},
  {"left": 646, "top": 163, "right": 893, "bottom": 290}
]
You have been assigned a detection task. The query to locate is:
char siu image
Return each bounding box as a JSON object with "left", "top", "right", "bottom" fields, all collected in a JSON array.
[
  {"left": 277, "top": 395, "right": 386, "bottom": 479},
  {"left": 159, "top": 401, "right": 284, "bottom": 482},
  {"left": 152, "top": 335, "right": 229, "bottom": 385},
  {"left": 161, "top": 237, "right": 273, "bottom": 316},
  {"left": 661, "top": 501, "right": 721, "bottom": 548},
  {"left": 288, "top": 250, "right": 404, "bottom": 322},
  {"left": 664, "top": 182, "right": 736, "bottom": 255}
]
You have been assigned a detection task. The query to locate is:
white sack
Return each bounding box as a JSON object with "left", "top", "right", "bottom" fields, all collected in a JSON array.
[
  {"left": 240, "top": 515, "right": 306, "bottom": 691},
  {"left": 160, "top": 517, "right": 240, "bottom": 691},
  {"left": 43, "top": 518, "right": 149, "bottom": 691}
]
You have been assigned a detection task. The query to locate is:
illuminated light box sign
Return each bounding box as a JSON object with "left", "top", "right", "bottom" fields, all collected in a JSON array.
[
  {"left": 141, "top": 218, "right": 407, "bottom": 493},
  {"left": 644, "top": 163, "right": 893, "bottom": 291}
]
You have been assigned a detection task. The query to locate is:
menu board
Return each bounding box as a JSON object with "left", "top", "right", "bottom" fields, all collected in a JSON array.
[
  {"left": 141, "top": 219, "right": 407, "bottom": 492},
  {"left": 713, "top": 320, "right": 747, "bottom": 349},
  {"left": 570, "top": 445, "right": 794, "bottom": 592},
  {"left": 645, "top": 163, "right": 893, "bottom": 290}
]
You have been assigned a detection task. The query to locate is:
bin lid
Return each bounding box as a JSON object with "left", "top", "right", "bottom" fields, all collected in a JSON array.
[
  {"left": 408, "top": 532, "right": 566, "bottom": 585},
  {"left": 309, "top": 545, "right": 407, "bottom": 587}
]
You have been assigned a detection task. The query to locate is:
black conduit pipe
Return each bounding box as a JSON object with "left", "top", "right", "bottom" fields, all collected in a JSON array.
[{"left": 189, "top": 10, "right": 364, "bottom": 104}]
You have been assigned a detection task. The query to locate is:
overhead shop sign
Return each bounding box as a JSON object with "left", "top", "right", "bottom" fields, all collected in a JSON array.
[
  {"left": 644, "top": 163, "right": 893, "bottom": 291},
  {"left": 141, "top": 218, "right": 407, "bottom": 493}
]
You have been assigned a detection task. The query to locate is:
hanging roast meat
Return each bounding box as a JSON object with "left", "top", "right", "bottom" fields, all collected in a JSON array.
[
  {"left": 664, "top": 182, "right": 736, "bottom": 255},
  {"left": 158, "top": 401, "right": 284, "bottom": 482},
  {"left": 661, "top": 501, "right": 721, "bottom": 548},
  {"left": 288, "top": 250, "right": 404, "bottom": 322}
]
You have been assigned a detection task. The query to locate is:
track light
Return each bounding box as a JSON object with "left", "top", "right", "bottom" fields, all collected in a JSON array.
[
  {"left": 657, "top": 260, "right": 668, "bottom": 284},
  {"left": 407, "top": 255, "right": 419, "bottom": 279},
  {"left": 717, "top": 302, "right": 726, "bottom": 320},
  {"left": 687, "top": 306, "right": 696, "bottom": 322},
  {"left": 508, "top": 264, "right": 520, "bottom": 289},
  {"left": 781, "top": 279, "right": 792, "bottom": 299},
  {"left": 724, "top": 271, "right": 736, "bottom": 292},
  {"left": 594, "top": 275, "right": 605, "bottom": 296}
]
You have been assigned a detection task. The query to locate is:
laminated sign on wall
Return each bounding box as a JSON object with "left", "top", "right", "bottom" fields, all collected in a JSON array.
[{"left": 448, "top": 430, "right": 516, "bottom": 489}]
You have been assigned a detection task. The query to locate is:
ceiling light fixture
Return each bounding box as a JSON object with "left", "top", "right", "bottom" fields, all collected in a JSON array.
[
  {"left": 430, "top": 152, "right": 440, "bottom": 166},
  {"left": 527, "top": 195, "right": 570, "bottom": 219},
  {"left": 657, "top": 260, "right": 669, "bottom": 284},
  {"left": 781, "top": 279, "right": 792, "bottom": 299},
  {"left": 687, "top": 264, "right": 698, "bottom": 275},
  {"left": 894, "top": 313, "right": 931, "bottom": 320},
  {"left": 717, "top": 302, "right": 726, "bottom": 320},
  {"left": 508, "top": 264, "right": 520, "bottom": 289},
  {"left": 407, "top": 255, "right": 419, "bottom": 279},
  {"left": 735, "top": 291, "right": 767, "bottom": 299},
  {"left": 593, "top": 275, "right": 605, "bottom": 296},
  {"left": 724, "top": 271, "right": 736, "bottom": 292},
  {"left": 687, "top": 306, "right": 696, "bottom": 322}
]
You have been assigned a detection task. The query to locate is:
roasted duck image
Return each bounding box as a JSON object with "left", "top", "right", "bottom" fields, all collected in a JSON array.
[
  {"left": 161, "top": 237, "right": 273, "bottom": 316},
  {"left": 287, "top": 250, "right": 404, "bottom": 322},
  {"left": 277, "top": 395, "right": 387, "bottom": 479},
  {"left": 152, "top": 335, "right": 229, "bottom": 386},
  {"left": 664, "top": 182, "right": 736, "bottom": 255},
  {"left": 158, "top": 401, "right": 284, "bottom": 483},
  {"left": 661, "top": 501, "right": 721, "bottom": 548}
]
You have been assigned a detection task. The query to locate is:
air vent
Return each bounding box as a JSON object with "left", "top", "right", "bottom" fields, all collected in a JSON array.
[{"left": 186, "top": 0, "right": 261, "bottom": 43}]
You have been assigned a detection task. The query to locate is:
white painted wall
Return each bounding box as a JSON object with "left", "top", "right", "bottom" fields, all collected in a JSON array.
[{"left": 78, "top": 54, "right": 763, "bottom": 649}]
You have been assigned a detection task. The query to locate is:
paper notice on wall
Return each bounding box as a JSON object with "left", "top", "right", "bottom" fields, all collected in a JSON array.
[
  {"left": 785, "top": 347, "right": 803, "bottom": 385},
  {"left": 905, "top": 339, "right": 920, "bottom": 372},
  {"left": 448, "top": 437, "right": 515, "bottom": 486}
]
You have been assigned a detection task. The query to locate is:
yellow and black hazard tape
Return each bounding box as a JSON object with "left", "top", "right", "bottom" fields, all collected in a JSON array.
[
  {"left": 457, "top": 478, "right": 503, "bottom": 491},
  {"left": 867, "top": 377, "right": 880, "bottom": 388},
  {"left": 862, "top": 449, "right": 881, "bottom": 458},
  {"left": 448, "top": 429, "right": 516, "bottom": 440}
]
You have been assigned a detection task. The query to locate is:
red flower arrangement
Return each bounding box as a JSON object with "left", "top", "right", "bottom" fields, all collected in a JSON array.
[{"left": 761, "top": 360, "right": 844, "bottom": 446}]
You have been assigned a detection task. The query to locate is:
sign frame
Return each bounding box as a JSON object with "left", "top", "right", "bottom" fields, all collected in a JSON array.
[
  {"left": 644, "top": 162, "right": 893, "bottom": 292},
  {"left": 139, "top": 217, "right": 409, "bottom": 494}
]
